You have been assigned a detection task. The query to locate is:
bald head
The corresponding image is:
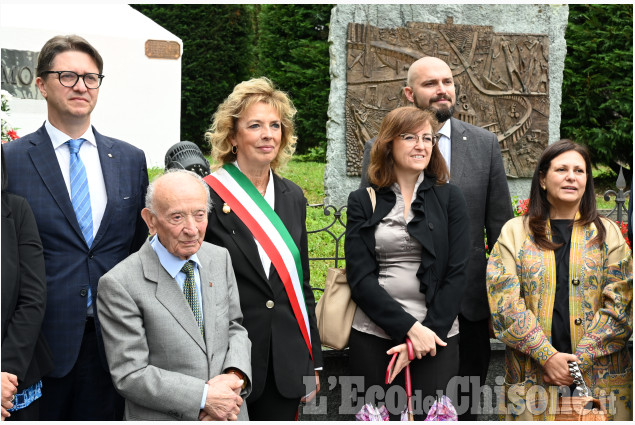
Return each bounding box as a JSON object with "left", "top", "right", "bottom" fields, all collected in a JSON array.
[
  {"left": 145, "top": 169, "right": 211, "bottom": 215},
  {"left": 404, "top": 56, "right": 456, "bottom": 122},
  {"left": 141, "top": 170, "right": 211, "bottom": 259},
  {"left": 407, "top": 57, "right": 451, "bottom": 87}
]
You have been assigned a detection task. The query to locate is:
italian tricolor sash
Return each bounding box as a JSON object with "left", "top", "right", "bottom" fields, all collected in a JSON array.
[{"left": 204, "top": 164, "right": 312, "bottom": 358}]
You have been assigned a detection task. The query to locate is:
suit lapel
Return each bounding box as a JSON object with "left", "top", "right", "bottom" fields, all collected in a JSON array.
[
  {"left": 91, "top": 128, "right": 118, "bottom": 247},
  {"left": 213, "top": 196, "right": 270, "bottom": 286},
  {"left": 449, "top": 118, "right": 469, "bottom": 186},
  {"left": 200, "top": 249, "right": 217, "bottom": 355},
  {"left": 143, "top": 243, "right": 207, "bottom": 352},
  {"left": 273, "top": 174, "right": 291, "bottom": 241},
  {"left": 359, "top": 187, "right": 394, "bottom": 254},
  {"left": 27, "top": 126, "right": 85, "bottom": 242}
]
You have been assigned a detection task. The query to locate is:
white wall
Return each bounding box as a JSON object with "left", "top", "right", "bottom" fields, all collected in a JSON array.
[{"left": 0, "top": 4, "right": 182, "bottom": 168}]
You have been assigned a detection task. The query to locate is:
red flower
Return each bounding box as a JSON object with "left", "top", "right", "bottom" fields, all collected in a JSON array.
[
  {"left": 616, "top": 220, "right": 631, "bottom": 250},
  {"left": 514, "top": 198, "right": 529, "bottom": 216},
  {"left": 7, "top": 129, "right": 18, "bottom": 140}
]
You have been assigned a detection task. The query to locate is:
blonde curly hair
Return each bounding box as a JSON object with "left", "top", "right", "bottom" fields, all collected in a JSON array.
[{"left": 205, "top": 77, "right": 297, "bottom": 172}]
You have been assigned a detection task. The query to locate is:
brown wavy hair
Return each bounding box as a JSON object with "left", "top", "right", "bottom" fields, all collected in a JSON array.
[
  {"left": 367, "top": 106, "right": 449, "bottom": 188},
  {"left": 204, "top": 77, "right": 297, "bottom": 172},
  {"left": 526, "top": 139, "right": 605, "bottom": 250}
]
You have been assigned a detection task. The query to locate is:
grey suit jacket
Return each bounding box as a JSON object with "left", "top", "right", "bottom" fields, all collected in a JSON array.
[
  {"left": 360, "top": 117, "right": 513, "bottom": 321},
  {"left": 97, "top": 240, "right": 251, "bottom": 421}
]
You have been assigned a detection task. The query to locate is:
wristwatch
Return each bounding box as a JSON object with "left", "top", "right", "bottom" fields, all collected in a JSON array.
[{"left": 225, "top": 368, "right": 248, "bottom": 390}]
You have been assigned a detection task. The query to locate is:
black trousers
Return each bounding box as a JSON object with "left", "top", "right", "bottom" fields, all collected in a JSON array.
[
  {"left": 457, "top": 314, "right": 491, "bottom": 421},
  {"left": 349, "top": 329, "right": 459, "bottom": 421},
  {"left": 247, "top": 346, "right": 301, "bottom": 421},
  {"left": 39, "top": 318, "right": 123, "bottom": 420}
]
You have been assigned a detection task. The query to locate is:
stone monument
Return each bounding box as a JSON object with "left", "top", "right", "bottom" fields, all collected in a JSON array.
[{"left": 326, "top": 4, "right": 569, "bottom": 207}]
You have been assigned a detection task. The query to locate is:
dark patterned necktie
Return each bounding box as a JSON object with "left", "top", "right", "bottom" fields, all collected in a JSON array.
[{"left": 181, "top": 261, "right": 204, "bottom": 336}]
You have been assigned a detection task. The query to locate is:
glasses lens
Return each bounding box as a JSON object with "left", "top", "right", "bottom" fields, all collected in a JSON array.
[
  {"left": 423, "top": 135, "right": 434, "bottom": 145},
  {"left": 84, "top": 73, "right": 102, "bottom": 89},
  {"left": 401, "top": 134, "right": 416, "bottom": 143},
  {"left": 59, "top": 71, "right": 79, "bottom": 87}
]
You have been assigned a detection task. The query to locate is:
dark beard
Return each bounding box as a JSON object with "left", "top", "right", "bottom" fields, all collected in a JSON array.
[
  {"left": 434, "top": 106, "right": 454, "bottom": 123},
  {"left": 412, "top": 93, "right": 455, "bottom": 123}
]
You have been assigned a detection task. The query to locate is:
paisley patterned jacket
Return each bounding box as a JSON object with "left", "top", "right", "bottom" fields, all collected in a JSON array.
[{"left": 487, "top": 215, "right": 632, "bottom": 420}]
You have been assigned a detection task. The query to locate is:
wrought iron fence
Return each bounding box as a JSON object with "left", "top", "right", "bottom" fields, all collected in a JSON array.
[{"left": 602, "top": 166, "right": 631, "bottom": 224}]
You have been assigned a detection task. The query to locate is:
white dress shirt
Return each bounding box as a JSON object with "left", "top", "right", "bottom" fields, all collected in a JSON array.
[{"left": 436, "top": 119, "right": 452, "bottom": 174}]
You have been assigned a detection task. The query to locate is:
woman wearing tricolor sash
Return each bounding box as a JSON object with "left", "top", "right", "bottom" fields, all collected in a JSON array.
[{"left": 203, "top": 77, "right": 322, "bottom": 420}]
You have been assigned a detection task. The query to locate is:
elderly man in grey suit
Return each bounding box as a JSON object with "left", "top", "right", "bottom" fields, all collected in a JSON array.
[
  {"left": 97, "top": 169, "right": 251, "bottom": 421},
  {"left": 360, "top": 56, "right": 513, "bottom": 420}
]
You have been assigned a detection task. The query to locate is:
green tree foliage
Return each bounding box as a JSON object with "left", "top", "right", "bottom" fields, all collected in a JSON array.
[
  {"left": 561, "top": 4, "right": 633, "bottom": 175},
  {"left": 255, "top": 5, "right": 333, "bottom": 158},
  {"left": 131, "top": 4, "right": 255, "bottom": 151}
]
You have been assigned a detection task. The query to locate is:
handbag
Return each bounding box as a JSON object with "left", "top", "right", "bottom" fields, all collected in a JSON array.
[
  {"left": 555, "top": 362, "right": 607, "bottom": 421},
  {"left": 315, "top": 267, "right": 355, "bottom": 350},
  {"left": 315, "top": 187, "right": 376, "bottom": 350}
]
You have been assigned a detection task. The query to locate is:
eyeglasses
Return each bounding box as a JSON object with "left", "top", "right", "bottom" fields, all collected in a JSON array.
[
  {"left": 41, "top": 71, "right": 104, "bottom": 89},
  {"left": 399, "top": 133, "right": 438, "bottom": 147}
]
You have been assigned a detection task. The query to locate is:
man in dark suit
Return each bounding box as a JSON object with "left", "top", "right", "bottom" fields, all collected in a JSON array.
[
  {"left": 3, "top": 34, "right": 148, "bottom": 420},
  {"left": 360, "top": 56, "right": 513, "bottom": 420}
]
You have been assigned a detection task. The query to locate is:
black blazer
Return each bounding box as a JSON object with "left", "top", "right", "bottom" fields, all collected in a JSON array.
[
  {"left": 1, "top": 191, "right": 53, "bottom": 388},
  {"left": 205, "top": 173, "right": 323, "bottom": 401},
  {"left": 345, "top": 174, "right": 470, "bottom": 341}
]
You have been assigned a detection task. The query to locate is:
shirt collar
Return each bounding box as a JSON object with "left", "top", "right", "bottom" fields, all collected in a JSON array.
[
  {"left": 149, "top": 234, "right": 202, "bottom": 278},
  {"left": 437, "top": 119, "right": 451, "bottom": 139},
  {"left": 391, "top": 171, "right": 425, "bottom": 196},
  {"left": 45, "top": 120, "right": 97, "bottom": 150}
]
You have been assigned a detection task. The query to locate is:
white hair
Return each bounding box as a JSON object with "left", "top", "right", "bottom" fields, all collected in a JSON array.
[{"left": 145, "top": 169, "right": 212, "bottom": 215}]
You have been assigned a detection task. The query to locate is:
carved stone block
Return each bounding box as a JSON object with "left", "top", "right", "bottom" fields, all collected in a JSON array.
[{"left": 346, "top": 19, "right": 549, "bottom": 178}]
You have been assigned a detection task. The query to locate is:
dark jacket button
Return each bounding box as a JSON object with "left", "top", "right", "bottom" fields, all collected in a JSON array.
[
  {"left": 572, "top": 278, "right": 580, "bottom": 285},
  {"left": 574, "top": 318, "right": 582, "bottom": 326},
  {"left": 428, "top": 222, "right": 434, "bottom": 230}
]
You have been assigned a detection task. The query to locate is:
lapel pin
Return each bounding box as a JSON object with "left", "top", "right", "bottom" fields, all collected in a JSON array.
[
  {"left": 222, "top": 203, "right": 231, "bottom": 214},
  {"left": 107, "top": 153, "right": 113, "bottom": 157},
  {"left": 209, "top": 281, "right": 213, "bottom": 287},
  {"left": 462, "top": 137, "right": 467, "bottom": 140}
]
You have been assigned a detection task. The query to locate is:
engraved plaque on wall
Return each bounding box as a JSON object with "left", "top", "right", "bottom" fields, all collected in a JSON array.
[
  {"left": 345, "top": 20, "right": 549, "bottom": 178},
  {"left": 1, "top": 49, "right": 43, "bottom": 99},
  {"left": 145, "top": 40, "right": 181, "bottom": 59}
]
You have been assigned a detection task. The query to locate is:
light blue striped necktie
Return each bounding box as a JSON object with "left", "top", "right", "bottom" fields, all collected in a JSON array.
[{"left": 67, "top": 138, "right": 94, "bottom": 309}]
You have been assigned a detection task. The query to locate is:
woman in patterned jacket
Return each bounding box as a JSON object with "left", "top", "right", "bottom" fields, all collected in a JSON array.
[{"left": 487, "top": 139, "right": 632, "bottom": 420}]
